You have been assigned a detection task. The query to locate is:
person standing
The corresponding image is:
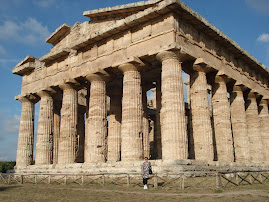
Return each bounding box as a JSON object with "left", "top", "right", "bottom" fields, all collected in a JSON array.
[{"left": 141, "top": 157, "right": 152, "bottom": 189}]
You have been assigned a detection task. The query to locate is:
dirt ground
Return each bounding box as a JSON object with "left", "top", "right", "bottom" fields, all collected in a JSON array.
[{"left": 0, "top": 181, "right": 269, "bottom": 202}]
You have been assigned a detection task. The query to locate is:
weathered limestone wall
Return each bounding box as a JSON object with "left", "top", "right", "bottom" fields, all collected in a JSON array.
[
  {"left": 35, "top": 91, "right": 54, "bottom": 165},
  {"left": 16, "top": 97, "right": 35, "bottom": 167},
  {"left": 119, "top": 63, "right": 143, "bottom": 161},
  {"left": 157, "top": 51, "right": 188, "bottom": 160}
]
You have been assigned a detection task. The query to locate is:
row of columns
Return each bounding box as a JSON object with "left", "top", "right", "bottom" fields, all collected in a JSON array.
[{"left": 16, "top": 51, "right": 269, "bottom": 167}]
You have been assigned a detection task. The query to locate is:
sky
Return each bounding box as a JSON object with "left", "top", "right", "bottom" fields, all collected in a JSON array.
[{"left": 0, "top": 0, "right": 268, "bottom": 161}]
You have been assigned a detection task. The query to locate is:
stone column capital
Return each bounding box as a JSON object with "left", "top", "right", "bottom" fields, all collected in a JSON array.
[
  {"left": 156, "top": 51, "right": 179, "bottom": 62},
  {"left": 215, "top": 75, "right": 228, "bottom": 83},
  {"left": 16, "top": 94, "right": 38, "bottom": 103},
  {"left": 58, "top": 83, "right": 75, "bottom": 90},
  {"left": 86, "top": 73, "right": 109, "bottom": 83},
  {"left": 16, "top": 96, "right": 31, "bottom": 103},
  {"left": 36, "top": 90, "right": 52, "bottom": 98},
  {"left": 118, "top": 63, "right": 141, "bottom": 73},
  {"left": 193, "top": 64, "right": 210, "bottom": 73}
]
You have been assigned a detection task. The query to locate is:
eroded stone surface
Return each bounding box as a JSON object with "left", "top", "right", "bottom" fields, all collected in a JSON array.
[
  {"left": 53, "top": 102, "right": 61, "bottom": 164},
  {"left": 190, "top": 65, "right": 214, "bottom": 161},
  {"left": 58, "top": 84, "right": 78, "bottom": 164},
  {"left": 157, "top": 51, "right": 188, "bottom": 160},
  {"left": 230, "top": 86, "right": 250, "bottom": 162},
  {"left": 212, "top": 75, "right": 234, "bottom": 162},
  {"left": 107, "top": 88, "right": 122, "bottom": 162},
  {"left": 85, "top": 75, "right": 107, "bottom": 163},
  {"left": 16, "top": 97, "right": 35, "bottom": 167},
  {"left": 259, "top": 99, "right": 269, "bottom": 162},
  {"left": 119, "top": 63, "right": 143, "bottom": 161},
  {"left": 35, "top": 91, "right": 53, "bottom": 165},
  {"left": 246, "top": 92, "right": 263, "bottom": 163}
]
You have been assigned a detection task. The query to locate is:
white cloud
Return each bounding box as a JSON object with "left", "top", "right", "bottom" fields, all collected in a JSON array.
[
  {"left": 257, "top": 33, "right": 269, "bottom": 43},
  {"left": 246, "top": 0, "right": 269, "bottom": 14},
  {"left": 32, "top": 0, "right": 56, "bottom": 8},
  {"left": 0, "top": 18, "right": 50, "bottom": 45}
]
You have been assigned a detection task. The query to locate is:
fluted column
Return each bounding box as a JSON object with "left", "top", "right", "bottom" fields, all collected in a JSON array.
[
  {"left": 185, "top": 78, "right": 194, "bottom": 159},
  {"left": 142, "top": 86, "right": 150, "bottom": 158},
  {"left": 16, "top": 96, "right": 35, "bottom": 167},
  {"left": 190, "top": 65, "right": 214, "bottom": 161},
  {"left": 85, "top": 74, "right": 107, "bottom": 163},
  {"left": 154, "top": 78, "right": 162, "bottom": 159},
  {"left": 107, "top": 88, "right": 122, "bottom": 162},
  {"left": 212, "top": 75, "right": 234, "bottom": 162},
  {"left": 246, "top": 92, "right": 263, "bottom": 163},
  {"left": 58, "top": 84, "right": 78, "bottom": 164},
  {"left": 230, "top": 85, "right": 249, "bottom": 162},
  {"left": 76, "top": 105, "right": 85, "bottom": 163},
  {"left": 156, "top": 51, "right": 188, "bottom": 160},
  {"left": 119, "top": 63, "right": 143, "bottom": 161},
  {"left": 35, "top": 91, "right": 54, "bottom": 165},
  {"left": 259, "top": 99, "right": 269, "bottom": 162},
  {"left": 53, "top": 102, "right": 61, "bottom": 164}
]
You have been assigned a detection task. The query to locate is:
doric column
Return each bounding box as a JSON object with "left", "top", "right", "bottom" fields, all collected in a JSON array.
[
  {"left": 259, "top": 99, "right": 269, "bottom": 162},
  {"left": 230, "top": 85, "right": 250, "bottom": 162},
  {"left": 53, "top": 102, "right": 61, "bottom": 164},
  {"left": 85, "top": 74, "right": 107, "bottom": 163},
  {"left": 107, "top": 86, "right": 122, "bottom": 162},
  {"left": 212, "top": 75, "right": 234, "bottom": 162},
  {"left": 185, "top": 78, "right": 194, "bottom": 159},
  {"left": 35, "top": 91, "right": 54, "bottom": 165},
  {"left": 149, "top": 118, "right": 155, "bottom": 158},
  {"left": 119, "top": 63, "right": 143, "bottom": 161},
  {"left": 142, "top": 86, "right": 150, "bottom": 158},
  {"left": 156, "top": 51, "right": 188, "bottom": 160},
  {"left": 190, "top": 64, "right": 214, "bottom": 161},
  {"left": 58, "top": 84, "right": 78, "bottom": 164},
  {"left": 246, "top": 92, "right": 263, "bottom": 163},
  {"left": 154, "top": 78, "right": 162, "bottom": 159},
  {"left": 76, "top": 104, "right": 85, "bottom": 163},
  {"left": 16, "top": 96, "right": 35, "bottom": 167}
]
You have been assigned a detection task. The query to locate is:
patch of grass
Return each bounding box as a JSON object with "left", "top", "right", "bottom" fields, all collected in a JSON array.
[{"left": 214, "top": 189, "right": 223, "bottom": 193}]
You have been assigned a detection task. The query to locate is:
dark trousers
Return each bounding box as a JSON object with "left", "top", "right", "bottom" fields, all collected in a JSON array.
[{"left": 143, "top": 178, "right": 148, "bottom": 185}]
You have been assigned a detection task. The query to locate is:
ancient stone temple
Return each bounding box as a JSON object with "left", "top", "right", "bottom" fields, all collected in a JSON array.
[{"left": 12, "top": 0, "right": 269, "bottom": 174}]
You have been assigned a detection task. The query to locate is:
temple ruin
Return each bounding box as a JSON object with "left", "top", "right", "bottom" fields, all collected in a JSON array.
[{"left": 12, "top": 0, "right": 269, "bottom": 174}]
